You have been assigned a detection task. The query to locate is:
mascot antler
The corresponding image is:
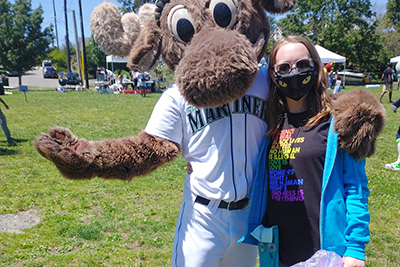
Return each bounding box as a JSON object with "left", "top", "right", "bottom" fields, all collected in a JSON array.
[{"left": 90, "top": 3, "right": 156, "bottom": 58}]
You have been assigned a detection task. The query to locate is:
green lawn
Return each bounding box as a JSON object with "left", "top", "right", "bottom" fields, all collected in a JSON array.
[{"left": 0, "top": 86, "right": 399, "bottom": 266}]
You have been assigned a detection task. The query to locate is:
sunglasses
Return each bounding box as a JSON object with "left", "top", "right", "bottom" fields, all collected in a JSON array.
[{"left": 273, "top": 58, "right": 314, "bottom": 75}]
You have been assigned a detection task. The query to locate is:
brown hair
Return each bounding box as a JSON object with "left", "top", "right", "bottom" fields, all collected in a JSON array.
[{"left": 267, "top": 35, "right": 332, "bottom": 136}]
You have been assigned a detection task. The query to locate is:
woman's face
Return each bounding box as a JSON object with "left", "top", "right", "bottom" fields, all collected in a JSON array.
[
  {"left": 273, "top": 42, "right": 314, "bottom": 112},
  {"left": 274, "top": 43, "right": 312, "bottom": 75}
]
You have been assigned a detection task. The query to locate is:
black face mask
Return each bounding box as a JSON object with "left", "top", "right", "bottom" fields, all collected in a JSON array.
[{"left": 274, "top": 67, "right": 316, "bottom": 101}]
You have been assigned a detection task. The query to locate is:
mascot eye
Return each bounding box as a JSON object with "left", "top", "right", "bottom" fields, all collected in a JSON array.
[
  {"left": 209, "top": 0, "right": 238, "bottom": 28},
  {"left": 168, "top": 5, "right": 195, "bottom": 44}
]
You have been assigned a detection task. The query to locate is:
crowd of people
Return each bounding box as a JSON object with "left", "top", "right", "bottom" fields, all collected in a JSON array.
[{"left": 96, "top": 67, "right": 151, "bottom": 97}]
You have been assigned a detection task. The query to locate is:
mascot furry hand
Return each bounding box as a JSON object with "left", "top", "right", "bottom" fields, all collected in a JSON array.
[{"left": 34, "top": 0, "right": 383, "bottom": 181}]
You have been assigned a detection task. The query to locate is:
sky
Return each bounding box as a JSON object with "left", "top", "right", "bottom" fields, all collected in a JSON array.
[
  {"left": 30, "top": 0, "right": 120, "bottom": 47},
  {"left": 24, "top": 0, "right": 389, "bottom": 48}
]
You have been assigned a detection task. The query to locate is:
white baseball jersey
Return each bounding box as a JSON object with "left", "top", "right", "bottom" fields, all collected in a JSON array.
[{"left": 145, "top": 67, "right": 270, "bottom": 202}]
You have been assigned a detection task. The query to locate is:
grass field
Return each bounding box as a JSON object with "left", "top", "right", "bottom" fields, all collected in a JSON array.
[{"left": 0, "top": 86, "right": 399, "bottom": 266}]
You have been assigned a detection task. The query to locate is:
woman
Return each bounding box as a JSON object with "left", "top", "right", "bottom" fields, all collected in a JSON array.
[{"left": 240, "top": 35, "right": 371, "bottom": 267}]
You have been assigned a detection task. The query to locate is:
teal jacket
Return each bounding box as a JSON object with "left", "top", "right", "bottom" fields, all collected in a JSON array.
[{"left": 240, "top": 117, "right": 370, "bottom": 261}]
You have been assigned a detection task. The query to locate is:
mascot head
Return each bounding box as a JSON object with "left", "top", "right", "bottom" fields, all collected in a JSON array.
[{"left": 90, "top": 0, "right": 296, "bottom": 107}]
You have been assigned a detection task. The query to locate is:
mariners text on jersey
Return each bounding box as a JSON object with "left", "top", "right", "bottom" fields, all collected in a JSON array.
[{"left": 187, "top": 94, "right": 268, "bottom": 134}]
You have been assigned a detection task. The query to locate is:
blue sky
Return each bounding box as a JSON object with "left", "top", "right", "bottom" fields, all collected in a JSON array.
[
  {"left": 25, "top": 0, "right": 389, "bottom": 47},
  {"left": 30, "top": 0, "right": 120, "bottom": 46}
]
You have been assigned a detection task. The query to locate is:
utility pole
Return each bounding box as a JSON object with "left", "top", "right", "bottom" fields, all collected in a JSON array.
[
  {"left": 64, "top": 0, "right": 71, "bottom": 73},
  {"left": 72, "top": 11, "right": 83, "bottom": 83},
  {"left": 78, "top": 0, "right": 89, "bottom": 89},
  {"left": 52, "top": 0, "right": 59, "bottom": 49}
]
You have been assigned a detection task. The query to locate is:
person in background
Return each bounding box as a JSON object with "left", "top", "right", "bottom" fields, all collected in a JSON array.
[
  {"left": 241, "top": 35, "right": 375, "bottom": 267},
  {"left": 333, "top": 74, "right": 342, "bottom": 94},
  {"left": 137, "top": 72, "right": 147, "bottom": 97},
  {"left": 0, "top": 96, "right": 17, "bottom": 143},
  {"left": 385, "top": 98, "right": 400, "bottom": 171},
  {"left": 324, "top": 61, "right": 335, "bottom": 89},
  {"left": 258, "top": 57, "right": 268, "bottom": 67},
  {"left": 379, "top": 63, "right": 394, "bottom": 103},
  {"left": 113, "top": 75, "right": 123, "bottom": 91},
  {"left": 110, "top": 72, "right": 116, "bottom": 85},
  {"left": 132, "top": 71, "right": 139, "bottom": 91}
]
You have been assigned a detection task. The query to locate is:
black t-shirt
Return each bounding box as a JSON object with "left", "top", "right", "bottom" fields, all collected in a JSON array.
[
  {"left": 262, "top": 111, "right": 331, "bottom": 265},
  {"left": 383, "top": 68, "right": 393, "bottom": 84}
]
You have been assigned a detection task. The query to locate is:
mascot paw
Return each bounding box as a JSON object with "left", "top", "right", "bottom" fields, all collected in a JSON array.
[
  {"left": 34, "top": 127, "right": 97, "bottom": 180},
  {"left": 48, "top": 126, "right": 79, "bottom": 146}
]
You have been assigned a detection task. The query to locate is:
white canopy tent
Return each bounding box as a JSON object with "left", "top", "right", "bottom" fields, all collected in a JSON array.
[
  {"left": 315, "top": 45, "right": 347, "bottom": 86},
  {"left": 390, "top": 55, "right": 400, "bottom": 63},
  {"left": 390, "top": 56, "right": 400, "bottom": 73},
  {"left": 106, "top": 55, "right": 129, "bottom": 71}
]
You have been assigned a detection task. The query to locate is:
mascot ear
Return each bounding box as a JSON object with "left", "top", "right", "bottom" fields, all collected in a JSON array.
[
  {"left": 332, "top": 89, "right": 385, "bottom": 160},
  {"left": 260, "top": 0, "right": 297, "bottom": 14},
  {"left": 127, "top": 18, "right": 162, "bottom": 72}
]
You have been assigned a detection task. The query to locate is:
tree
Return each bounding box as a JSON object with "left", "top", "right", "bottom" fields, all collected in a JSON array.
[
  {"left": 0, "top": 0, "right": 53, "bottom": 85},
  {"left": 376, "top": 0, "right": 400, "bottom": 61},
  {"left": 375, "top": 10, "right": 400, "bottom": 62},
  {"left": 86, "top": 37, "right": 107, "bottom": 78},
  {"left": 117, "top": 0, "right": 149, "bottom": 13},
  {"left": 277, "top": 0, "right": 388, "bottom": 73},
  {"left": 47, "top": 47, "right": 68, "bottom": 73},
  {"left": 384, "top": 0, "right": 400, "bottom": 28}
]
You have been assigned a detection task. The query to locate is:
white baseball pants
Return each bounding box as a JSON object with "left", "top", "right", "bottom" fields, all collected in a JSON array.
[{"left": 171, "top": 186, "right": 257, "bottom": 267}]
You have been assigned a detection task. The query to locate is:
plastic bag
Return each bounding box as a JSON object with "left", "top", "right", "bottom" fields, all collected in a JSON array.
[{"left": 291, "top": 250, "right": 344, "bottom": 267}]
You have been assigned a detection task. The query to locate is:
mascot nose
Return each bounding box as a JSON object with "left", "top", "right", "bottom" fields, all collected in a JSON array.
[{"left": 175, "top": 27, "right": 259, "bottom": 108}]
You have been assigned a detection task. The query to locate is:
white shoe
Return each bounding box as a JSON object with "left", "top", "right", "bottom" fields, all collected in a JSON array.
[{"left": 384, "top": 161, "right": 400, "bottom": 171}]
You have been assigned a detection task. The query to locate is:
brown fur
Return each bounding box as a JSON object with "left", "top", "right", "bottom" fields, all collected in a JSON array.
[
  {"left": 332, "top": 89, "right": 385, "bottom": 160},
  {"left": 176, "top": 28, "right": 258, "bottom": 108},
  {"left": 127, "top": 19, "right": 162, "bottom": 72},
  {"left": 35, "top": 127, "right": 181, "bottom": 181}
]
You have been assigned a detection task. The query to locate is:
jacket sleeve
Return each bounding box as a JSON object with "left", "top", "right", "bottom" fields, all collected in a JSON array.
[{"left": 342, "top": 154, "right": 370, "bottom": 261}]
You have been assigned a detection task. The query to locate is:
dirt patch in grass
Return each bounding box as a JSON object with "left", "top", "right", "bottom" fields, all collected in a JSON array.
[{"left": 0, "top": 208, "right": 40, "bottom": 233}]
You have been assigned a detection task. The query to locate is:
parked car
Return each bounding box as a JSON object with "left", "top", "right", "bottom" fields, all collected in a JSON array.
[
  {"left": 1, "top": 74, "right": 9, "bottom": 86},
  {"left": 59, "top": 72, "right": 82, "bottom": 86},
  {"left": 6, "top": 70, "right": 21, "bottom": 77},
  {"left": 336, "top": 69, "right": 369, "bottom": 85},
  {"left": 42, "top": 60, "right": 53, "bottom": 68},
  {"left": 43, "top": 66, "right": 58, "bottom": 78}
]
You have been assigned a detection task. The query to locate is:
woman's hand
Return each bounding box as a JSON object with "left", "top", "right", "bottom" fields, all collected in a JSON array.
[{"left": 343, "top": 256, "right": 365, "bottom": 267}]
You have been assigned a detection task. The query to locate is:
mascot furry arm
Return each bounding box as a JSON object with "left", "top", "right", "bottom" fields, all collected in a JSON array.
[{"left": 34, "top": 0, "right": 384, "bottom": 181}]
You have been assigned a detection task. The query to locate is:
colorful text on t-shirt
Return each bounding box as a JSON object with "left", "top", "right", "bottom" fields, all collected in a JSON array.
[{"left": 269, "top": 128, "right": 304, "bottom": 202}]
